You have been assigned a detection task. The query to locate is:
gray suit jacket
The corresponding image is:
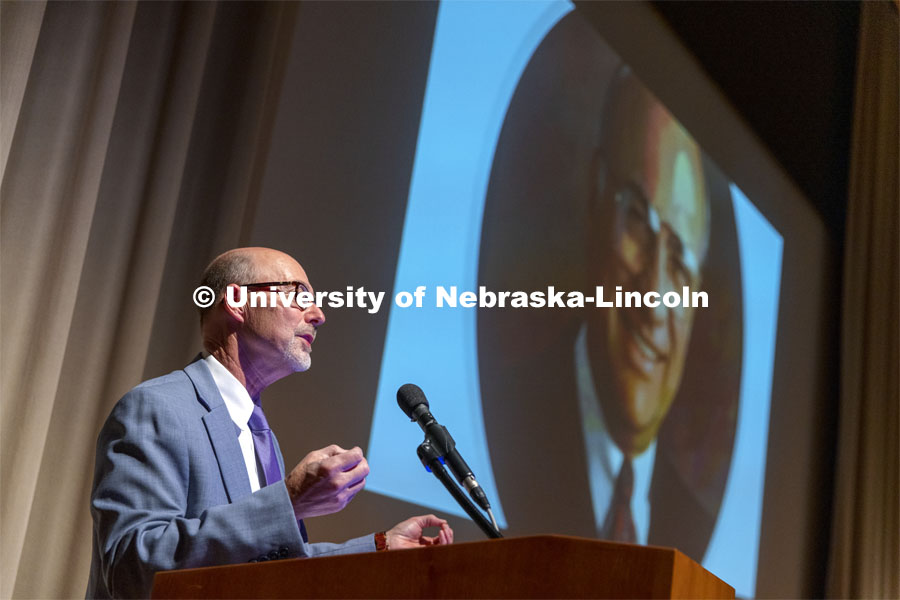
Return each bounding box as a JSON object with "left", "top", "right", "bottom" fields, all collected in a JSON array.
[{"left": 86, "top": 358, "right": 374, "bottom": 599}]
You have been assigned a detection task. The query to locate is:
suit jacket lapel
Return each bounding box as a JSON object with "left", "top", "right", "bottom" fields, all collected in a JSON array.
[{"left": 184, "top": 357, "right": 253, "bottom": 502}]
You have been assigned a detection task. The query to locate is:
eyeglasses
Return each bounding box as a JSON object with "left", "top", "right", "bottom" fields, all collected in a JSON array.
[
  {"left": 242, "top": 281, "right": 312, "bottom": 308},
  {"left": 609, "top": 184, "right": 699, "bottom": 289}
]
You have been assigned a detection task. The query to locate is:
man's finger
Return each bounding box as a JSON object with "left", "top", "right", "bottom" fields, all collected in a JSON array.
[
  {"left": 441, "top": 522, "right": 453, "bottom": 544},
  {"left": 342, "top": 457, "right": 369, "bottom": 483},
  {"left": 345, "top": 471, "right": 367, "bottom": 492},
  {"left": 324, "top": 448, "right": 364, "bottom": 471},
  {"left": 347, "top": 476, "right": 366, "bottom": 491},
  {"left": 416, "top": 514, "right": 446, "bottom": 528},
  {"left": 319, "top": 444, "right": 347, "bottom": 457}
]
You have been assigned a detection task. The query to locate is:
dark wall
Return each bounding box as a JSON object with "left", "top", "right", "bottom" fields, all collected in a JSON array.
[{"left": 651, "top": 1, "right": 860, "bottom": 243}]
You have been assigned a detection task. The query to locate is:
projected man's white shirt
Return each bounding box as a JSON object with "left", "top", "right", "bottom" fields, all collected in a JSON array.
[{"left": 575, "top": 325, "right": 655, "bottom": 543}]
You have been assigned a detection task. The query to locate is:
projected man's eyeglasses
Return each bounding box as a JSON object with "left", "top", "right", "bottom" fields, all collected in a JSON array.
[{"left": 610, "top": 184, "right": 701, "bottom": 291}]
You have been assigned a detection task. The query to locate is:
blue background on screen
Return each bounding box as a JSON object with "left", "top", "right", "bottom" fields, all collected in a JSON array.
[
  {"left": 702, "top": 184, "right": 783, "bottom": 596},
  {"left": 366, "top": 0, "right": 574, "bottom": 529}
]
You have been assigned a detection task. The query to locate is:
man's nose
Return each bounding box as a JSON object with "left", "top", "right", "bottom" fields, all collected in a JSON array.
[
  {"left": 636, "top": 240, "right": 670, "bottom": 325},
  {"left": 306, "top": 303, "right": 325, "bottom": 327}
]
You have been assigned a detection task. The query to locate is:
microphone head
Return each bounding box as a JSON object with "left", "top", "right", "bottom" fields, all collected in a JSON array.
[{"left": 397, "top": 383, "right": 429, "bottom": 418}]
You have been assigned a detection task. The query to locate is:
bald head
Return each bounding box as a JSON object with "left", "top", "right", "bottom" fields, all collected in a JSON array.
[
  {"left": 595, "top": 67, "right": 710, "bottom": 262},
  {"left": 198, "top": 248, "right": 256, "bottom": 323},
  {"left": 197, "top": 247, "right": 303, "bottom": 324}
]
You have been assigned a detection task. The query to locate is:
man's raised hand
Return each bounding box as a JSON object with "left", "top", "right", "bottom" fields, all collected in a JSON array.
[{"left": 285, "top": 445, "right": 369, "bottom": 519}]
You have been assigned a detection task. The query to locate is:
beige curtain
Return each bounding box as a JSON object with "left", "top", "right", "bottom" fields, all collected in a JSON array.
[
  {"left": 0, "top": 2, "right": 297, "bottom": 597},
  {"left": 827, "top": 1, "right": 900, "bottom": 598}
]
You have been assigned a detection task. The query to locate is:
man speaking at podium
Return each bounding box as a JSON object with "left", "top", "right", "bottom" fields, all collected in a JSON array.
[{"left": 86, "top": 248, "right": 453, "bottom": 599}]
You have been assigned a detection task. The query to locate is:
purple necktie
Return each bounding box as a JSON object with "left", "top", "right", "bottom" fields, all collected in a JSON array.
[
  {"left": 601, "top": 459, "right": 636, "bottom": 543},
  {"left": 248, "top": 403, "right": 282, "bottom": 487},
  {"left": 247, "top": 402, "right": 308, "bottom": 542}
]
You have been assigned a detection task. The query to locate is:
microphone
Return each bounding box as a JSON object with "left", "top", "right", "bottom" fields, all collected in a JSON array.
[{"left": 397, "top": 383, "right": 492, "bottom": 513}]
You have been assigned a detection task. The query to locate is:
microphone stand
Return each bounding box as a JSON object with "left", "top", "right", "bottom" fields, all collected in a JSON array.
[{"left": 417, "top": 440, "right": 503, "bottom": 539}]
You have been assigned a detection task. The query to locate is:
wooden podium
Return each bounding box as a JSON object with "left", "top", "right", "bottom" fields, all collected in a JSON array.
[{"left": 152, "top": 535, "right": 733, "bottom": 598}]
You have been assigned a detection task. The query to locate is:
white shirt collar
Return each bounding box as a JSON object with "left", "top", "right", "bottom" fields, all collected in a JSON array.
[
  {"left": 202, "top": 353, "right": 255, "bottom": 431},
  {"left": 574, "top": 324, "right": 656, "bottom": 543}
]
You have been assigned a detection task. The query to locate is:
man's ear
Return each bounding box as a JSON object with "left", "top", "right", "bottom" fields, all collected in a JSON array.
[{"left": 221, "top": 283, "right": 248, "bottom": 324}]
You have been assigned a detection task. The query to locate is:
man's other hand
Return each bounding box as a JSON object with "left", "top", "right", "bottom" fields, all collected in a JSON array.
[
  {"left": 285, "top": 445, "right": 368, "bottom": 519},
  {"left": 385, "top": 514, "right": 454, "bottom": 549}
]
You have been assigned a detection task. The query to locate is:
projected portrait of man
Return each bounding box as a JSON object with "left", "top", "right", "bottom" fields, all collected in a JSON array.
[
  {"left": 578, "top": 67, "right": 710, "bottom": 543},
  {"left": 476, "top": 11, "right": 743, "bottom": 563}
]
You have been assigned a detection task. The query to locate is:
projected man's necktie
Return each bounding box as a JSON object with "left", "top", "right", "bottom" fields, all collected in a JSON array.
[{"left": 601, "top": 458, "right": 636, "bottom": 543}]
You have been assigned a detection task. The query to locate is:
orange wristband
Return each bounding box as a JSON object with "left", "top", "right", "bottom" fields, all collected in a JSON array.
[{"left": 375, "top": 531, "right": 389, "bottom": 552}]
